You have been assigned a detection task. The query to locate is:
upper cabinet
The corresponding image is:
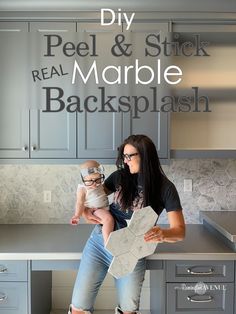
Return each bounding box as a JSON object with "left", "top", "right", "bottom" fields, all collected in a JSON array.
[
  {"left": 0, "top": 22, "right": 29, "bottom": 158},
  {"left": 1, "top": 11, "right": 236, "bottom": 162},
  {"left": 0, "top": 21, "right": 77, "bottom": 159},
  {"left": 29, "top": 22, "right": 77, "bottom": 158},
  {"left": 123, "top": 22, "right": 169, "bottom": 159},
  {"left": 76, "top": 22, "right": 169, "bottom": 160},
  {"left": 170, "top": 23, "right": 236, "bottom": 156},
  {"left": 76, "top": 23, "right": 124, "bottom": 159},
  {"left": 0, "top": 19, "right": 170, "bottom": 162}
]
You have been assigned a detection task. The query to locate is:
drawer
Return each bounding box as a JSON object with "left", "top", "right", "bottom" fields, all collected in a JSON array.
[
  {"left": 167, "top": 282, "right": 234, "bottom": 314},
  {"left": 166, "top": 261, "right": 234, "bottom": 282},
  {"left": 0, "top": 282, "right": 27, "bottom": 314},
  {"left": 0, "top": 261, "right": 28, "bottom": 282}
]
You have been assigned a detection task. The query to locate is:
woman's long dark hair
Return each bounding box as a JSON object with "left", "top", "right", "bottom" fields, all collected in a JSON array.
[{"left": 116, "top": 134, "right": 166, "bottom": 211}]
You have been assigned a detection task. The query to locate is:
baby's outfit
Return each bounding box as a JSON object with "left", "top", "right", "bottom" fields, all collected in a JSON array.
[{"left": 77, "top": 184, "right": 109, "bottom": 209}]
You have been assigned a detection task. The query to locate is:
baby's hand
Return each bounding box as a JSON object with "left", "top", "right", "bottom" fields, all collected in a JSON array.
[{"left": 70, "top": 215, "right": 80, "bottom": 225}]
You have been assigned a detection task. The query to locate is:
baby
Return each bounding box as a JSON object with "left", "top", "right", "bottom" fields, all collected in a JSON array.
[{"left": 71, "top": 160, "right": 114, "bottom": 244}]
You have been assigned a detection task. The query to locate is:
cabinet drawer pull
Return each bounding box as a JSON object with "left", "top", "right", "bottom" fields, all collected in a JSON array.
[
  {"left": 31, "top": 145, "right": 37, "bottom": 151},
  {"left": 187, "top": 294, "right": 213, "bottom": 303},
  {"left": 0, "top": 293, "right": 7, "bottom": 302},
  {"left": 0, "top": 265, "right": 8, "bottom": 273},
  {"left": 187, "top": 267, "right": 214, "bottom": 275}
]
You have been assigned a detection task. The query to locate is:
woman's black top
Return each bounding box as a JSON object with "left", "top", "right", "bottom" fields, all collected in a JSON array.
[{"left": 104, "top": 170, "right": 182, "bottom": 229}]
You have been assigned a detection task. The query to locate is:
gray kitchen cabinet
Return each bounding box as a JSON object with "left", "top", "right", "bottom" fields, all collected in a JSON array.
[
  {"left": 170, "top": 22, "right": 236, "bottom": 158},
  {"left": 0, "top": 20, "right": 170, "bottom": 161},
  {"left": 0, "top": 22, "right": 29, "bottom": 158},
  {"left": 29, "top": 22, "right": 77, "bottom": 158},
  {"left": 0, "top": 261, "right": 28, "bottom": 314},
  {"left": 0, "top": 260, "right": 51, "bottom": 314},
  {"left": 0, "top": 21, "right": 77, "bottom": 159},
  {"left": 76, "top": 22, "right": 124, "bottom": 159},
  {"left": 166, "top": 260, "right": 235, "bottom": 314},
  {"left": 235, "top": 263, "right": 236, "bottom": 314},
  {"left": 29, "top": 109, "right": 76, "bottom": 158},
  {"left": 76, "top": 22, "right": 169, "bottom": 160},
  {"left": 123, "top": 22, "right": 170, "bottom": 160}
]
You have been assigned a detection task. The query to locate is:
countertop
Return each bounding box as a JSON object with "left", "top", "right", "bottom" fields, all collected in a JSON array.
[
  {"left": 0, "top": 224, "right": 235, "bottom": 261},
  {"left": 200, "top": 210, "right": 236, "bottom": 243}
]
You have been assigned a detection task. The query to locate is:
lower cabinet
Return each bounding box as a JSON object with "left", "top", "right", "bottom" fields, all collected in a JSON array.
[
  {"left": 165, "top": 260, "right": 235, "bottom": 314},
  {"left": 0, "top": 261, "right": 28, "bottom": 314},
  {"left": 1, "top": 259, "right": 235, "bottom": 314},
  {"left": 167, "top": 282, "right": 234, "bottom": 314},
  {"left": 0, "top": 282, "right": 28, "bottom": 314},
  {"left": 0, "top": 261, "right": 52, "bottom": 314}
]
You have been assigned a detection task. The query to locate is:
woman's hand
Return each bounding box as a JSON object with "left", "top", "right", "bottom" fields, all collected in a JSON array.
[
  {"left": 144, "top": 226, "right": 165, "bottom": 243},
  {"left": 144, "top": 211, "right": 186, "bottom": 243},
  {"left": 82, "top": 207, "right": 102, "bottom": 224}
]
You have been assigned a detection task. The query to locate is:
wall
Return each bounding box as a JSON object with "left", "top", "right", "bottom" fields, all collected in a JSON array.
[
  {"left": 1, "top": 159, "right": 236, "bottom": 310},
  {"left": 1, "top": 159, "right": 236, "bottom": 224}
]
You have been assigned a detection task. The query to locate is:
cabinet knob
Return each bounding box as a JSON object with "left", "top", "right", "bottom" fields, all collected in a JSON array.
[
  {"left": 22, "top": 146, "right": 28, "bottom": 151},
  {"left": 31, "top": 146, "right": 37, "bottom": 151},
  {"left": 0, "top": 292, "right": 7, "bottom": 302},
  {"left": 0, "top": 265, "right": 7, "bottom": 273}
]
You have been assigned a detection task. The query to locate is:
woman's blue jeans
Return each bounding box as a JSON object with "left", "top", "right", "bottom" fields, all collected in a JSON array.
[{"left": 70, "top": 224, "right": 146, "bottom": 313}]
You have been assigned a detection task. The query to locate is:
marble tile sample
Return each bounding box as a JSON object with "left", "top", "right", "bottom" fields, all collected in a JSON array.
[
  {"left": 128, "top": 206, "right": 158, "bottom": 236},
  {"left": 106, "top": 206, "right": 158, "bottom": 278},
  {"left": 105, "top": 228, "right": 135, "bottom": 256},
  {"left": 108, "top": 252, "right": 138, "bottom": 279},
  {"left": 131, "top": 234, "right": 157, "bottom": 259}
]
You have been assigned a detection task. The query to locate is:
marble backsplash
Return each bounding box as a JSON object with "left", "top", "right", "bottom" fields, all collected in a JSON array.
[{"left": 0, "top": 159, "right": 236, "bottom": 224}]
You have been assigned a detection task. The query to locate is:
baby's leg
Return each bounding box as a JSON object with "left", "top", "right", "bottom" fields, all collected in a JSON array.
[{"left": 93, "top": 208, "right": 114, "bottom": 244}]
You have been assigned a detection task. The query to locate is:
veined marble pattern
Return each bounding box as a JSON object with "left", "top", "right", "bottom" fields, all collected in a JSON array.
[
  {"left": 0, "top": 160, "right": 236, "bottom": 224},
  {"left": 0, "top": 164, "right": 116, "bottom": 224},
  {"left": 106, "top": 206, "right": 158, "bottom": 278},
  {"left": 108, "top": 252, "right": 138, "bottom": 279},
  {"left": 131, "top": 236, "right": 157, "bottom": 259},
  {"left": 128, "top": 206, "right": 158, "bottom": 236},
  {"left": 105, "top": 228, "right": 135, "bottom": 256}
]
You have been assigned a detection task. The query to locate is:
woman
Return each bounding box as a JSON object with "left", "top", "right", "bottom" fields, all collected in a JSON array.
[{"left": 69, "top": 134, "right": 185, "bottom": 314}]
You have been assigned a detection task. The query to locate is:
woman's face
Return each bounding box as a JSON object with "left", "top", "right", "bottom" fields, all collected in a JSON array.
[{"left": 123, "top": 144, "right": 140, "bottom": 174}]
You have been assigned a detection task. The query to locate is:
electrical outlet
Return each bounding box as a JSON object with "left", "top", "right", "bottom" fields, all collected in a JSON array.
[
  {"left": 43, "top": 190, "right": 51, "bottom": 203},
  {"left": 184, "top": 179, "right": 192, "bottom": 192}
]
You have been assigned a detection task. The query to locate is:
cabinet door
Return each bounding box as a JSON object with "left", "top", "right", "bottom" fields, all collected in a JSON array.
[
  {"left": 0, "top": 22, "right": 29, "bottom": 158},
  {"left": 29, "top": 22, "right": 76, "bottom": 158},
  {"left": 171, "top": 24, "right": 236, "bottom": 154},
  {"left": 76, "top": 23, "right": 124, "bottom": 159},
  {"left": 123, "top": 23, "right": 169, "bottom": 159},
  {"left": 0, "top": 282, "right": 27, "bottom": 314},
  {"left": 235, "top": 264, "right": 236, "bottom": 314}
]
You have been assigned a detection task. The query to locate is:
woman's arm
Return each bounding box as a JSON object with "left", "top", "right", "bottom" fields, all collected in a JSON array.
[{"left": 144, "top": 210, "right": 185, "bottom": 243}]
